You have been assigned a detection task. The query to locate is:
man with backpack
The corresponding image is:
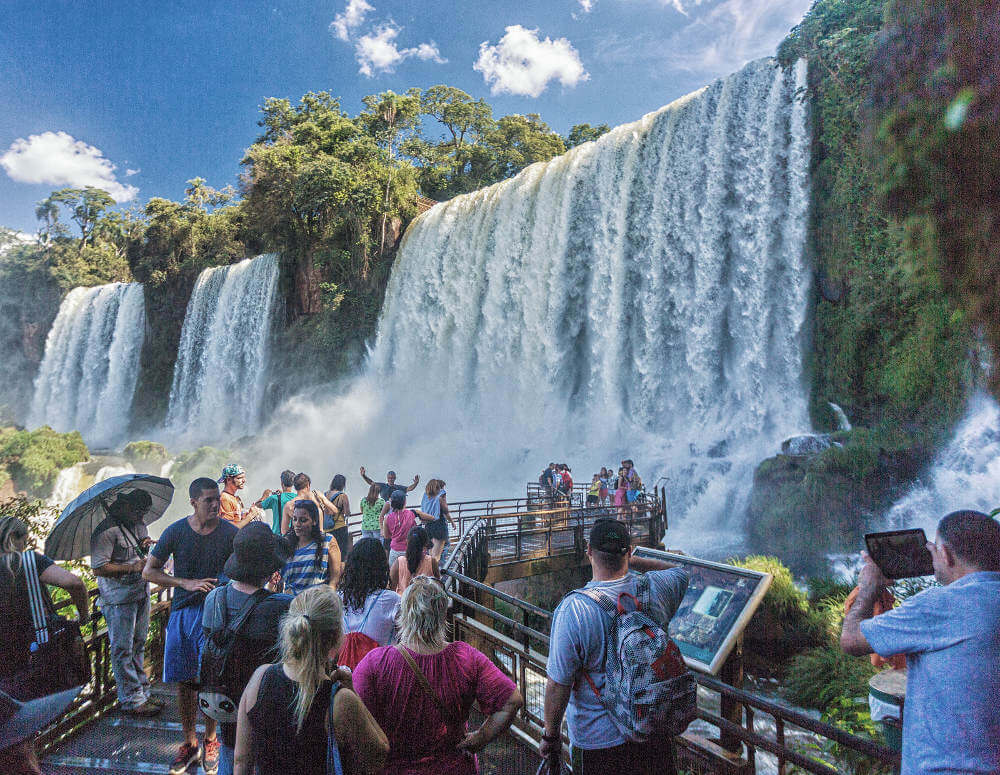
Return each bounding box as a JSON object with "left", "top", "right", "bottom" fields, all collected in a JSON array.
[
  {"left": 200, "top": 522, "right": 292, "bottom": 775},
  {"left": 542, "top": 519, "right": 691, "bottom": 774}
]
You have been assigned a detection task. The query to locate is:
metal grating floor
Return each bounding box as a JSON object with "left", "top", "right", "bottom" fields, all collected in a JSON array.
[{"left": 43, "top": 690, "right": 542, "bottom": 774}]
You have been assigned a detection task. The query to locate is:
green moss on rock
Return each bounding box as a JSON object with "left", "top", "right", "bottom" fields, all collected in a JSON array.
[{"left": 0, "top": 426, "right": 89, "bottom": 496}]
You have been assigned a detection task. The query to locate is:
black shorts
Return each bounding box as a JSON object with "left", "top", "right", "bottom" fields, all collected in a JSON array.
[
  {"left": 586, "top": 495, "right": 599, "bottom": 505},
  {"left": 426, "top": 518, "right": 449, "bottom": 541}
]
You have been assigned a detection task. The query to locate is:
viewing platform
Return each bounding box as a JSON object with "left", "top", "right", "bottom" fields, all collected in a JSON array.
[{"left": 37, "top": 487, "right": 899, "bottom": 775}]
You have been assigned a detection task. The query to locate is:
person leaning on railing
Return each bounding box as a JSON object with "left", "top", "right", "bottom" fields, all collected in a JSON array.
[
  {"left": 840, "top": 510, "right": 1000, "bottom": 775},
  {"left": 0, "top": 516, "right": 89, "bottom": 700},
  {"left": 352, "top": 576, "right": 524, "bottom": 774}
]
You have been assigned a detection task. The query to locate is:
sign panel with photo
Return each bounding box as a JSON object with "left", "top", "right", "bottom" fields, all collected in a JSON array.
[{"left": 633, "top": 547, "right": 773, "bottom": 674}]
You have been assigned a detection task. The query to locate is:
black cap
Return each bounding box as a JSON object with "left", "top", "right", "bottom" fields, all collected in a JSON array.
[
  {"left": 589, "top": 518, "right": 630, "bottom": 555},
  {"left": 223, "top": 522, "right": 291, "bottom": 583}
]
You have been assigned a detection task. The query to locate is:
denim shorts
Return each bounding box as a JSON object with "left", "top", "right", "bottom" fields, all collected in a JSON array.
[{"left": 163, "top": 604, "right": 206, "bottom": 684}]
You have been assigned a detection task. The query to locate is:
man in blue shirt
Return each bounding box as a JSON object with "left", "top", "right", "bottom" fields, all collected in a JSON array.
[
  {"left": 543, "top": 519, "right": 688, "bottom": 773},
  {"left": 841, "top": 510, "right": 1000, "bottom": 775}
]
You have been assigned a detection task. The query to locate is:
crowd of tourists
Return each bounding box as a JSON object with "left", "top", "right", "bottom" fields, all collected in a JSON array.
[
  {"left": 538, "top": 459, "right": 646, "bottom": 513},
  {"left": 1, "top": 455, "right": 998, "bottom": 775}
]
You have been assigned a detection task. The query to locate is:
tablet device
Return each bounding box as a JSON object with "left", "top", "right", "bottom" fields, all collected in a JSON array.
[{"left": 864, "top": 529, "right": 934, "bottom": 579}]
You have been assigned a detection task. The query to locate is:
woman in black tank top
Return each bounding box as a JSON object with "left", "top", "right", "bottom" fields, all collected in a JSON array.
[
  {"left": 248, "top": 664, "right": 331, "bottom": 774},
  {"left": 233, "top": 586, "right": 388, "bottom": 775}
]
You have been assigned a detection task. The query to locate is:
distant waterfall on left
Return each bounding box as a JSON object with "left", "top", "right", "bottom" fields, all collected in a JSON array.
[
  {"left": 165, "top": 254, "right": 280, "bottom": 442},
  {"left": 29, "top": 282, "right": 146, "bottom": 448}
]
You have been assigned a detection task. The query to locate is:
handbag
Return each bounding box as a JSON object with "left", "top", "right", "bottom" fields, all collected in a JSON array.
[
  {"left": 326, "top": 680, "right": 344, "bottom": 775},
  {"left": 19, "top": 551, "right": 91, "bottom": 699}
]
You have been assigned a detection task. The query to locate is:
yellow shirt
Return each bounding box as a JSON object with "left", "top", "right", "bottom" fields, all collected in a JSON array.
[{"left": 219, "top": 491, "right": 244, "bottom": 524}]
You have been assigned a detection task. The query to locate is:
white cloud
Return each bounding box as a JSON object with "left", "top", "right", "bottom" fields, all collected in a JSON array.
[
  {"left": 0, "top": 131, "right": 138, "bottom": 202},
  {"left": 355, "top": 24, "right": 445, "bottom": 77},
  {"left": 125, "top": 168, "right": 139, "bottom": 176},
  {"left": 330, "top": 0, "right": 374, "bottom": 42},
  {"left": 578, "top": 0, "right": 594, "bottom": 12},
  {"left": 474, "top": 25, "right": 588, "bottom": 98},
  {"left": 661, "top": 0, "right": 810, "bottom": 73}
]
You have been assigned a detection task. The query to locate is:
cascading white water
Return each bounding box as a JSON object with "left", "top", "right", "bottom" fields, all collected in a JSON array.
[
  {"left": 884, "top": 393, "right": 1000, "bottom": 533},
  {"left": 165, "top": 253, "right": 280, "bottom": 442},
  {"left": 28, "top": 282, "right": 145, "bottom": 448},
  {"left": 264, "top": 58, "right": 812, "bottom": 555}
]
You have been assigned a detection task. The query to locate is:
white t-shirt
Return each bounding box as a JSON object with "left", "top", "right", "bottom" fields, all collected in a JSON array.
[{"left": 342, "top": 589, "right": 401, "bottom": 646}]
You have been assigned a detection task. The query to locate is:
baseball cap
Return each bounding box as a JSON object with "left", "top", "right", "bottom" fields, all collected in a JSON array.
[{"left": 589, "top": 518, "right": 630, "bottom": 555}]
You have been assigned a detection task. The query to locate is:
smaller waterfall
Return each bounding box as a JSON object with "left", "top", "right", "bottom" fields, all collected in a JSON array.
[
  {"left": 165, "top": 254, "right": 280, "bottom": 442},
  {"left": 884, "top": 393, "right": 1000, "bottom": 533},
  {"left": 29, "top": 283, "right": 146, "bottom": 447},
  {"left": 828, "top": 403, "right": 852, "bottom": 431}
]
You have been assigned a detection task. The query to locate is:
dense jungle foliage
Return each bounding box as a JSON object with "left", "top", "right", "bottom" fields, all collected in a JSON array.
[
  {"left": 0, "top": 88, "right": 609, "bottom": 425},
  {"left": 0, "top": 426, "right": 89, "bottom": 495},
  {"left": 871, "top": 0, "right": 1000, "bottom": 398},
  {"left": 750, "top": 0, "right": 980, "bottom": 569}
]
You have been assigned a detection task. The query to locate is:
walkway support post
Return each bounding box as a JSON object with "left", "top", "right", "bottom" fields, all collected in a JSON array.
[{"left": 719, "top": 634, "right": 746, "bottom": 754}]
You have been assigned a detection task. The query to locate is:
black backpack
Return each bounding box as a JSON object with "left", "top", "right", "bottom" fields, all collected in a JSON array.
[{"left": 198, "top": 587, "right": 271, "bottom": 723}]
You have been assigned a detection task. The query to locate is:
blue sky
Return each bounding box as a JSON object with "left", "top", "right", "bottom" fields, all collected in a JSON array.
[{"left": 0, "top": 0, "right": 811, "bottom": 234}]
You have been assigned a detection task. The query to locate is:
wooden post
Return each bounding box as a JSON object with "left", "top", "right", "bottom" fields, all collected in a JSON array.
[{"left": 719, "top": 634, "right": 745, "bottom": 754}]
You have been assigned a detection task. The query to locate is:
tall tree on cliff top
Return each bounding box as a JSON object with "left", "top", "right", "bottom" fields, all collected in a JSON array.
[
  {"left": 358, "top": 89, "right": 422, "bottom": 257},
  {"left": 37, "top": 187, "right": 114, "bottom": 255},
  {"left": 241, "top": 91, "right": 416, "bottom": 291}
]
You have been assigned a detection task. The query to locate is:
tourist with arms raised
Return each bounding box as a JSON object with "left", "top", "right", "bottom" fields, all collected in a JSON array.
[
  {"left": 144, "top": 477, "right": 238, "bottom": 775},
  {"left": 840, "top": 510, "right": 1000, "bottom": 775},
  {"left": 360, "top": 466, "right": 420, "bottom": 501}
]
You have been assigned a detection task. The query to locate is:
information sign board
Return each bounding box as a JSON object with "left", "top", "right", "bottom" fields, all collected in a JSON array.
[{"left": 633, "top": 547, "right": 772, "bottom": 674}]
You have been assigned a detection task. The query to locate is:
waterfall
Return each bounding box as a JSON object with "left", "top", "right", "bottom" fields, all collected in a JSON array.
[
  {"left": 165, "top": 253, "right": 280, "bottom": 442},
  {"left": 28, "top": 282, "right": 146, "bottom": 448},
  {"left": 884, "top": 393, "right": 1000, "bottom": 533},
  {"left": 264, "top": 58, "right": 812, "bottom": 555}
]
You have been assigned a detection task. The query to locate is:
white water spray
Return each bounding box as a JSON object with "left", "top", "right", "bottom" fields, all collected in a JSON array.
[
  {"left": 884, "top": 393, "right": 1000, "bottom": 533},
  {"left": 29, "top": 283, "right": 145, "bottom": 448},
  {"left": 165, "top": 254, "right": 280, "bottom": 442},
  {"left": 263, "top": 58, "right": 812, "bottom": 556}
]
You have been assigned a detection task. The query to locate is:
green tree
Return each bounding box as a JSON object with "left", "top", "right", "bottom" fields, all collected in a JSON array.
[
  {"left": 359, "top": 89, "right": 423, "bottom": 256},
  {"left": 565, "top": 123, "right": 611, "bottom": 148},
  {"left": 39, "top": 187, "right": 115, "bottom": 255},
  {"left": 481, "top": 113, "right": 566, "bottom": 182}
]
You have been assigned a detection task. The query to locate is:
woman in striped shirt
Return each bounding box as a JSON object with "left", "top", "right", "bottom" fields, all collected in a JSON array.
[{"left": 280, "top": 500, "right": 342, "bottom": 596}]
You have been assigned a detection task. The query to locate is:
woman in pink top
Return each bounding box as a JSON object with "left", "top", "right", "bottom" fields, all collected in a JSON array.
[
  {"left": 390, "top": 526, "right": 440, "bottom": 594},
  {"left": 354, "top": 577, "right": 523, "bottom": 775},
  {"left": 381, "top": 491, "right": 433, "bottom": 569}
]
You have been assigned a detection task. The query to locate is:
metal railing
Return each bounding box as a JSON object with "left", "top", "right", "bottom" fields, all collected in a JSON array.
[
  {"left": 37, "top": 584, "right": 173, "bottom": 753},
  {"left": 441, "top": 525, "right": 900, "bottom": 775},
  {"left": 39, "top": 490, "right": 898, "bottom": 775}
]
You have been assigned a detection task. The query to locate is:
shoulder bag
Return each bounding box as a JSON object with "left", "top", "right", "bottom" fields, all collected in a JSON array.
[{"left": 18, "top": 550, "right": 91, "bottom": 699}]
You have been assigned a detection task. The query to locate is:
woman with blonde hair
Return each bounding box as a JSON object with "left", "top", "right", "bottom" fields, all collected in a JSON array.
[
  {"left": 354, "top": 576, "right": 523, "bottom": 774},
  {"left": 233, "top": 585, "right": 388, "bottom": 775},
  {"left": 420, "top": 478, "right": 455, "bottom": 560}
]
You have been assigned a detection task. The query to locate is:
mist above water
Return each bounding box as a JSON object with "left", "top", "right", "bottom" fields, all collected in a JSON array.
[{"left": 253, "top": 57, "right": 813, "bottom": 558}]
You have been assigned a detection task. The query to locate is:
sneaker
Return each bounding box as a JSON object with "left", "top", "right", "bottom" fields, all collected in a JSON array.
[
  {"left": 168, "top": 743, "right": 200, "bottom": 775},
  {"left": 124, "top": 701, "right": 161, "bottom": 717},
  {"left": 202, "top": 737, "right": 220, "bottom": 775}
]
